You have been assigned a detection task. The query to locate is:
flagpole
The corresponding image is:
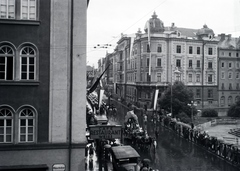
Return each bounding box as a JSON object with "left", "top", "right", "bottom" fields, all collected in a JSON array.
[{"left": 148, "top": 19, "right": 151, "bottom": 75}]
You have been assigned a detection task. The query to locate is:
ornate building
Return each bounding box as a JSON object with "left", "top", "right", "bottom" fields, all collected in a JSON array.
[
  {"left": 218, "top": 34, "right": 240, "bottom": 115},
  {"left": 108, "top": 12, "right": 219, "bottom": 113}
]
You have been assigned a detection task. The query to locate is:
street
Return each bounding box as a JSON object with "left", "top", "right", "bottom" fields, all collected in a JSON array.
[{"left": 108, "top": 108, "right": 239, "bottom": 171}]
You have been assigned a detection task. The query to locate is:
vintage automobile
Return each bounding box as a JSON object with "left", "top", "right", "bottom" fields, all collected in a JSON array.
[{"left": 110, "top": 145, "right": 140, "bottom": 171}]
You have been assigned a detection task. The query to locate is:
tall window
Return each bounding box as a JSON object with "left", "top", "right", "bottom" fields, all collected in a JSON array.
[
  {"left": 176, "top": 59, "right": 181, "bottom": 68},
  {"left": 236, "top": 96, "right": 239, "bottom": 103},
  {"left": 221, "top": 72, "right": 225, "bottom": 79},
  {"left": 220, "top": 96, "right": 225, "bottom": 106},
  {"left": 237, "top": 83, "right": 239, "bottom": 90},
  {"left": 157, "top": 73, "right": 161, "bottom": 82},
  {"left": 176, "top": 45, "right": 181, "bottom": 53},
  {"left": 0, "top": 45, "right": 14, "bottom": 80},
  {"left": 21, "top": 0, "right": 36, "bottom": 20},
  {"left": 146, "top": 73, "right": 150, "bottom": 82},
  {"left": 228, "top": 72, "right": 232, "bottom": 79},
  {"left": 196, "top": 89, "right": 200, "bottom": 98},
  {"left": 156, "top": 58, "right": 161, "bottom": 67},
  {"left": 119, "top": 52, "right": 122, "bottom": 60},
  {"left": 188, "top": 60, "right": 192, "bottom": 68},
  {"left": 208, "top": 74, "right": 213, "bottom": 83},
  {"left": 0, "top": 0, "right": 15, "bottom": 19},
  {"left": 0, "top": 108, "right": 13, "bottom": 143},
  {"left": 229, "top": 62, "right": 232, "bottom": 68},
  {"left": 19, "top": 108, "right": 35, "bottom": 142},
  {"left": 157, "top": 44, "right": 162, "bottom": 53},
  {"left": 208, "top": 47, "right": 213, "bottom": 55},
  {"left": 188, "top": 74, "right": 192, "bottom": 82},
  {"left": 20, "top": 46, "right": 36, "bottom": 80},
  {"left": 196, "top": 74, "right": 200, "bottom": 82},
  {"left": 197, "top": 47, "right": 200, "bottom": 54},
  {"left": 208, "top": 89, "right": 213, "bottom": 98},
  {"left": 189, "top": 46, "right": 193, "bottom": 54},
  {"left": 146, "top": 58, "right": 149, "bottom": 67},
  {"left": 197, "top": 60, "right": 200, "bottom": 68},
  {"left": 228, "top": 96, "right": 233, "bottom": 106},
  {"left": 229, "top": 83, "right": 232, "bottom": 90},
  {"left": 229, "top": 52, "right": 231, "bottom": 57},
  {"left": 221, "top": 83, "right": 225, "bottom": 90},
  {"left": 221, "top": 62, "right": 225, "bottom": 68},
  {"left": 208, "top": 61, "right": 212, "bottom": 69},
  {"left": 147, "top": 44, "right": 150, "bottom": 53}
]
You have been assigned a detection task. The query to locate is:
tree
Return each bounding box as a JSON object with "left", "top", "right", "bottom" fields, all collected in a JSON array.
[
  {"left": 158, "top": 81, "right": 197, "bottom": 118},
  {"left": 202, "top": 109, "right": 218, "bottom": 117},
  {"left": 227, "top": 99, "right": 240, "bottom": 117}
]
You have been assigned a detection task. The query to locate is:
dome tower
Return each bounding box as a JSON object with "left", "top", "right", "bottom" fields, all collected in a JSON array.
[{"left": 144, "top": 12, "right": 165, "bottom": 33}]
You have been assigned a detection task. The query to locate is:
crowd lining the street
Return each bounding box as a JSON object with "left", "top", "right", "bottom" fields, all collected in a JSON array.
[{"left": 161, "top": 116, "right": 240, "bottom": 168}]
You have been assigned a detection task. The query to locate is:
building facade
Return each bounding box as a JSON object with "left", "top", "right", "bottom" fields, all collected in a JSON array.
[
  {"left": 107, "top": 12, "right": 220, "bottom": 113},
  {"left": 0, "top": 0, "right": 88, "bottom": 170},
  {"left": 218, "top": 34, "right": 240, "bottom": 116}
]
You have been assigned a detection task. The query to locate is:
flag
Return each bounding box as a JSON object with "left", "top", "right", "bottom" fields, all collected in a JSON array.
[
  {"left": 151, "top": 89, "right": 159, "bottom": 110},
  {"left": 129, "top": 35, "right": 135, "bottom": 59},
  {"left": 87, "top": 63, "right": 110, "bottom": 94},
  {"left": 147, "top": 19, "right": 152, "bottom": 75},
  {"left": 98, "top": 89, "right": 105, "bottom": 108},
  {"left": 99, "top": 79, "right": 103, "bottom": 89}
]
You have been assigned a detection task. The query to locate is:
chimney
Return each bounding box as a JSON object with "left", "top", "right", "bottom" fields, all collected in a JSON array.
[
  {"left": 228, "top": 34, "right": 232, "bottom": 40},
  {"left": 220, "top": 33, "right": 225, "bottom": 41}
]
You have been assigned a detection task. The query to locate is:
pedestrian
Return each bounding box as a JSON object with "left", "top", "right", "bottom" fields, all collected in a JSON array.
[
  {"left": 89, "top": 143, "right": 94, "bottom": 158},
  {"left": 88, "top": 157, "right": 93, "bottom": 171},
  {"left": 85, "top": 144, "right": 89, "bottom": 157},
  {"left": 143, "top": 114, "right": 148, "bottom": 131},
  {"left": 153, "top": 138, "right": 157, "bottom": 153}
]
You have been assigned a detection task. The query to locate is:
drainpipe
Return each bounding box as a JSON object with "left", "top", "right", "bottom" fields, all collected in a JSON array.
[{"left": 68, "top": 0, "right": 74, "bottom": 170}]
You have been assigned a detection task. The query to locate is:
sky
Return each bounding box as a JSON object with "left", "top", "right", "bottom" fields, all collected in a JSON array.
[{"left": 87, "top": 0, "right": 240, "bottom": 67}]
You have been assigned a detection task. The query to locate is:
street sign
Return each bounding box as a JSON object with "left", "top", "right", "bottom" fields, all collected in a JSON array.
[{"left": 89, "top": 125, "right": 122, "bottom": 139}]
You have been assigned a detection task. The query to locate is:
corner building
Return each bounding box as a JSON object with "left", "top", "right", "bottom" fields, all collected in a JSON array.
[
  {"left": 113, "top": 12, "right": 219, "bottom": 111},
  {"left": 0, "top": 0, "right": 87, "bottom": 170}
]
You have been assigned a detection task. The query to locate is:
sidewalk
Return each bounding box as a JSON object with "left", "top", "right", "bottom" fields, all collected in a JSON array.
[{"left": 85, "top": 145, "right": 114, "bottom": 171}]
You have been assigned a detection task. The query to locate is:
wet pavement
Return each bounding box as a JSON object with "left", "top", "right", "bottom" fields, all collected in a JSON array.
[{"left": 85, "top": 112, "right": 240, "bottom": 171}]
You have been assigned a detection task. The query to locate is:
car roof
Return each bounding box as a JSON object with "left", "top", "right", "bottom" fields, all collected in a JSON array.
[{"left": 111, "top": 145, "right": 140, "bottom": 159}]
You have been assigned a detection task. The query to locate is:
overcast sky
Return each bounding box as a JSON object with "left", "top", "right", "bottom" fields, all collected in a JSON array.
[{"left": 87, "top": 0, "right": 240, "bottom": 67}]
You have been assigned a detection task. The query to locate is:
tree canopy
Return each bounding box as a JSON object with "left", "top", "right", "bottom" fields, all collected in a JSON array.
[
  {"left": 227, "top": 99, "right": 240, "bottom": 117},
  {"left": 158, "top": 81, "right": 197, "bottom": 118}
]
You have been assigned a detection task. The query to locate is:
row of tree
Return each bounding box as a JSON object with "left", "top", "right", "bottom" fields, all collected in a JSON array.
[{"left": 158, "top": 81, "right": 240, "bottom": 122}]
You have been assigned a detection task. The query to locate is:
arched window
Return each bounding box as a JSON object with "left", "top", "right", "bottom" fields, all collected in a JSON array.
[
  {"left": 20, "top": 46, "right": 36, "bottom": 80},
  {"left": 220, "top": 96, "right": 225, "bottom": 106},
  {"left": 228, "top": 96, "right": 233, "bottom": 106},
  {"left": 0, "top": 108, "right": 13, "bottom": 143},
  {"left": 0, "top": 45, "right": 14, "bottom": 80},
  {"left": 19, "top": 108, "right": 35, "bottom": 142},
  {"left": 236, "top": 96, "right": 239, "bottom": 103}
]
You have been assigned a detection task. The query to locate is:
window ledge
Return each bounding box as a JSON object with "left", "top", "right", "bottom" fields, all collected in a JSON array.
[
  {"left": 0, "top": 81, "right": 40, "bottom": 86},
  {"left": 0, "top": 19, "right": 40, "bottom": 25}
]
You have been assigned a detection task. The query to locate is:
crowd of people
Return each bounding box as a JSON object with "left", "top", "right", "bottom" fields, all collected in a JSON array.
[{"left": 162, "top": 116, "right": 240, "bottom": 167}]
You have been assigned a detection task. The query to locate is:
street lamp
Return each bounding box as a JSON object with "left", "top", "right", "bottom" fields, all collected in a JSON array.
[{"left": 188, "top": 101, "right": 197, "bottom": 123}]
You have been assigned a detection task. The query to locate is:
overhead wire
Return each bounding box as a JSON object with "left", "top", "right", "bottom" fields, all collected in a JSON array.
[{"left": 86, "top": 0, "right": 169, "bottom": 59}]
